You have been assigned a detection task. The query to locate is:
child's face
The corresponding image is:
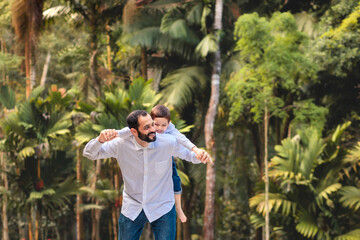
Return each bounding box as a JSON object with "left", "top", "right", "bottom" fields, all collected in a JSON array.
[{"left": 154, "top": 117, "right": 169, "bottom": 134}]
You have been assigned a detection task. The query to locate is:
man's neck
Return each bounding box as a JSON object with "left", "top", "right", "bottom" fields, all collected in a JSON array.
[{"left": 134, "top": 137, "right": 149, "bottom": 147}]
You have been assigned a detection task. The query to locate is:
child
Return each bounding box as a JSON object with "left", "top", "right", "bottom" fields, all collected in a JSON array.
[{"left": 116, "top": 105, "right": 207, "bottom": 222}]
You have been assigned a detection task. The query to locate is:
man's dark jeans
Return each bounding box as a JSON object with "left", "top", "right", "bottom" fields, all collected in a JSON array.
[{"left": 118, "top": 205, "right": 176, "bottom": 240}]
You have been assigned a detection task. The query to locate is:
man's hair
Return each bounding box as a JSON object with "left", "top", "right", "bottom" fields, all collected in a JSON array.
[
  {"left": 126, "top": 110, "right": 149, "bottom": 130},
  {"left": 150, "top": 105, "right": 170, "bottom": 122}
]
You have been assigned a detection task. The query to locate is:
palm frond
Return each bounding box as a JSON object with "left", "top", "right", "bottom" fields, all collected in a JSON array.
[
  {"left": 43, "top": 5, "right": 71, "bottom": 20},
  {"left": 75, "top": 101, "right": 96, "bottom": 115},
  {"left": 195, "top": 33, "right": 218, "bottom": 58},
  {"left": 1, "top": 111, "right": 21, "bottom": 134},
  {"left": 249, "top": 193, "right": 296, "bottom": 216},
  {"left": 160, "top": 9, "right": 200, "bottom": 44},
  {"left": 18, "top": 146, "right": 36, "bottom": 160},
  {"left": 46, "top": 113, "right": 72, "bottom": 138},
  {"left": 160, "top": 66, "right": 208, "bottom": 108},
  {"left": 129, "top": 77, "right": 148, "bottom": 103},
  {"left": 300, "top": 130, "right": 325, "bottom": 179},
  {"left": 29, "top": 86, "right": 45, "bottom": 99},
  {"left": 0, "top": 85, "right": 16, "bottom": 109},
  {"left": 332, "top": 121, "right": 351, "bottom": 143},
  {"left": 160, "top": 8, "right": 182, "bottom": 32},
  {"left": 186, "top": 2, "right": 203, "bottom": 25},
  {"left": 250, "top": 214, "right": 265, "bottom": 229},
  {"left": 95, "top": 114, "right": 121, "bottom": 130},
  {"left": 339, "top": 186, "right": 360, "bottom": 211},
  {"left": 75, "top": 120, "right": 98, "bottom": 144},
  {"left": 129, "top": 26, "right": 162, "bottom": 48},
  {"left": 295, "top": 210, "right": 321, "bottom": 239},
  {"left": 48, "top": 176, "right": 82, "bottom": 209},
  {"left": 343, "top": 142, "right": 360, "bottom": 166},
  {"left": 12, "top": 0, "right": 43, "bottom": 43},
  {"left": 314, "top": 182, "right": 342, "bottom": 208},
  {"left": 80, "top": 204, "right": 105, "bottom": 211},
  {"left": 27, "top": 188, "right": 56, "bottom": 203},
  {"left": 335, "top": 229, "right": 360, "bottom": 240},
  {"left": 177, "top": 168, "right": 190, "bottom": 186}
]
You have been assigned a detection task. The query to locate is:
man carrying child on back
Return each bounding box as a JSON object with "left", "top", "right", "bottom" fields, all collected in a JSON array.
[
  {"left": 116, "top": 105, "right": 207, "bottom": 223},
  {"left": 83, "top": 108, "right": 210, "bottom": 240}
]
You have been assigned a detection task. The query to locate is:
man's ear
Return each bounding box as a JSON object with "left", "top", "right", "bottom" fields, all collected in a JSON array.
[{"left": 130, "top": 128, "right": 138, "bottom": 136}]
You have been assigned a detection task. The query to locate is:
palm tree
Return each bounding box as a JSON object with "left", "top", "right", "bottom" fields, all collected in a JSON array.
[
  {"left": 67, "top": 0, "right": 124, "bottom": 97},
  {"left": 1, "top": 86, "right": 77, "bottom": 239},
  {"left": 250, "top": 122, "right": 360, "bottom": 239},
  {"left": 0, "top": 85, "right": 16, "bottom": 240},
  {"left": 43, "top": 0, "right": 125, "bottom": 97},
  {"left": 11, "top": 0, "right": 44, "bottom": 98},
  {"left": 75, "top": 77, "right": 161, "bottom": 239}
]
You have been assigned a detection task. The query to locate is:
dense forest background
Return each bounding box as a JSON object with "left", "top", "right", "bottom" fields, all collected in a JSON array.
[{"left": 0, "top": 0, "right": 360, "bottom": 239}]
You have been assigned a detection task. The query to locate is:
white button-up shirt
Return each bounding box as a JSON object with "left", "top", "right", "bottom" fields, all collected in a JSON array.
[{"left": 83, "top": 133, "right": 201, "bottom": 222}]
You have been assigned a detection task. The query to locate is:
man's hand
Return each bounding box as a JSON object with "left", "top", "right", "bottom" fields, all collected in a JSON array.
[
  {"left": 98, "top": 129, "right": 119, "bottom": 143},
  {"left": 193, "top": 146, "right": 212, "bottom": 164}
]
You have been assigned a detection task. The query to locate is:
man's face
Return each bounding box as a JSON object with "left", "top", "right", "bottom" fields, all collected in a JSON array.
[
  {"left": 136, "top": 114, "right": 156, "bottom": 142},
  {"left": 154, "top": 117, "right": 169, "bottom": 134}
]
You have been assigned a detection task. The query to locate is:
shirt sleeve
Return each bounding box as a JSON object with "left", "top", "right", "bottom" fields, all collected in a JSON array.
[
  {"left": 83, "top": 137, "right": 118, "bottom": 160},
  {"left": 166, "top": 122, "right": 195, "bottom": 150},
  {"left": 172, "top": 141, "right": 201, "bottom": 164},
  {"left": 117, "top": 127, "right": 132, "bottom": 139}
]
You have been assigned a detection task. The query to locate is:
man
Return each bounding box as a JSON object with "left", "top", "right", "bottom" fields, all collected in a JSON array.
[{"left": 83, "top": 110, "right": 210, "bottom": 240}]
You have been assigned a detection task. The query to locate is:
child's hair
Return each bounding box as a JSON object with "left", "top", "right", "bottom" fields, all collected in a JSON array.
[{"left": 150, "top": 105, "right": 170, "bottom": 122}]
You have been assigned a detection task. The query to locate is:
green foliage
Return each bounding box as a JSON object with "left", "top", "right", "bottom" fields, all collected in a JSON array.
[
  {"left": 339, "top": 186, "right": 360, "bottom": 211},
  {"left": 195, "top": 33, "right": 218, "bottom": 58},
  {"left": 250, "top": 122, "right": 360, "bottom": 239},
  {"left": 75, "top": 77, "right": 161, "bottom": 144},
  {"left": 0, "top": 85, "right": 16, "bottom": 109},
  {"left": 311, "top": 1, "right": 360, "bottom": 77},
  {"left": 335, "top": 229, "right": 360, "bottom": 240},
  {"left": 217, "top": 199, "right": 252, "bottom": 240},
  {"left": 160, "top": 66, "right": 208, "bottom": 108},
  {"left": 227, "top": 11, "right": 320, "bottom": 126}
]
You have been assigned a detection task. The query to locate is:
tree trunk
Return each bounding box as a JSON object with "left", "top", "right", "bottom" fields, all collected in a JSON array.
[
  {"left": 40, "top": 51, "right": 51, "bottom": 88},
  {"left": 106, "top": 23, "right": 112, "bottom": 85},
  {"left": 202, "top": 0, "right": 223, "bottom": 238},
  {"left": 89, "top": 50, "right": 101, "bottom": 97},
  {"left": 92, "top": 160, "right": 102, "bottom": 240},
  {"left": 183, "top": 184, "right": 198, "bottom": 240},
  {"left": 24, "top": 0, "right": 33, "bottom": 99},
  {"left": 25, "top": 35, "right": 32, "bottom": 98},
  {"left": 76, "top": 145, "right": 84, "bottom": 240},
  {"left": 176, "top": 218, "right": 181, "bottom": 240},
  {"left": 35, "top": 204, "right": 40, "bottom": 240},
  {"left": 28, "top": 206, "right": 33, "bottom": 240},
  {"left": 141, "top": 48, "right": 147, "bottom": 80},
  {"left": 1, "top": 152, "right": 9, "bottom": 240},
  {"left": 264, "top": 105, "right": 270, "bottom": 240},
  {"left": 112, "top": 158, "right": 122, "bottom": 240}
]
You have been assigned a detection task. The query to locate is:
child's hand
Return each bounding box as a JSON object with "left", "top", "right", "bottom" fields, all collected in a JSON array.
[
  {"left": 193, "top": 147, "right": 212, "bottom": 164},
  {"left": 98, "top": 129, "right": 119, "bottom": 143}
]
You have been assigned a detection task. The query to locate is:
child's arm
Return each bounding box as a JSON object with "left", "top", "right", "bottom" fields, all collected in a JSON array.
[
  {"left": 117, "top": 127, "right": 132, "bottom": 139},
  {"left": 166, "top": 122, "right": 203, "bottom": 156}
]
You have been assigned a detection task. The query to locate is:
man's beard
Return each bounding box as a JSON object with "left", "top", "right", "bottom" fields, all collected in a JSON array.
[{"left": 138, "top": 131, "right": 156, "bottom": 142}]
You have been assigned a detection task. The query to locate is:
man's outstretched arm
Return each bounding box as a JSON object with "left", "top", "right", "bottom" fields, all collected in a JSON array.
[
  {"left": 167, "top": 122, "right": 211, "bottom": 162},
  {"left": 83, "top": 129, "right": 119, "bottom": 160},
  {"left": 172, "top": 142, "right": 211, "bottom": 164}
]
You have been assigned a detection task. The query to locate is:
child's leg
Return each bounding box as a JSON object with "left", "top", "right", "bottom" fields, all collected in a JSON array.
[
  {"left": 174, "top": 193, "right": 187, "bottom": 222},
  {"left": 172, "top": 158, "right": 187, "bottom": 223}
]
